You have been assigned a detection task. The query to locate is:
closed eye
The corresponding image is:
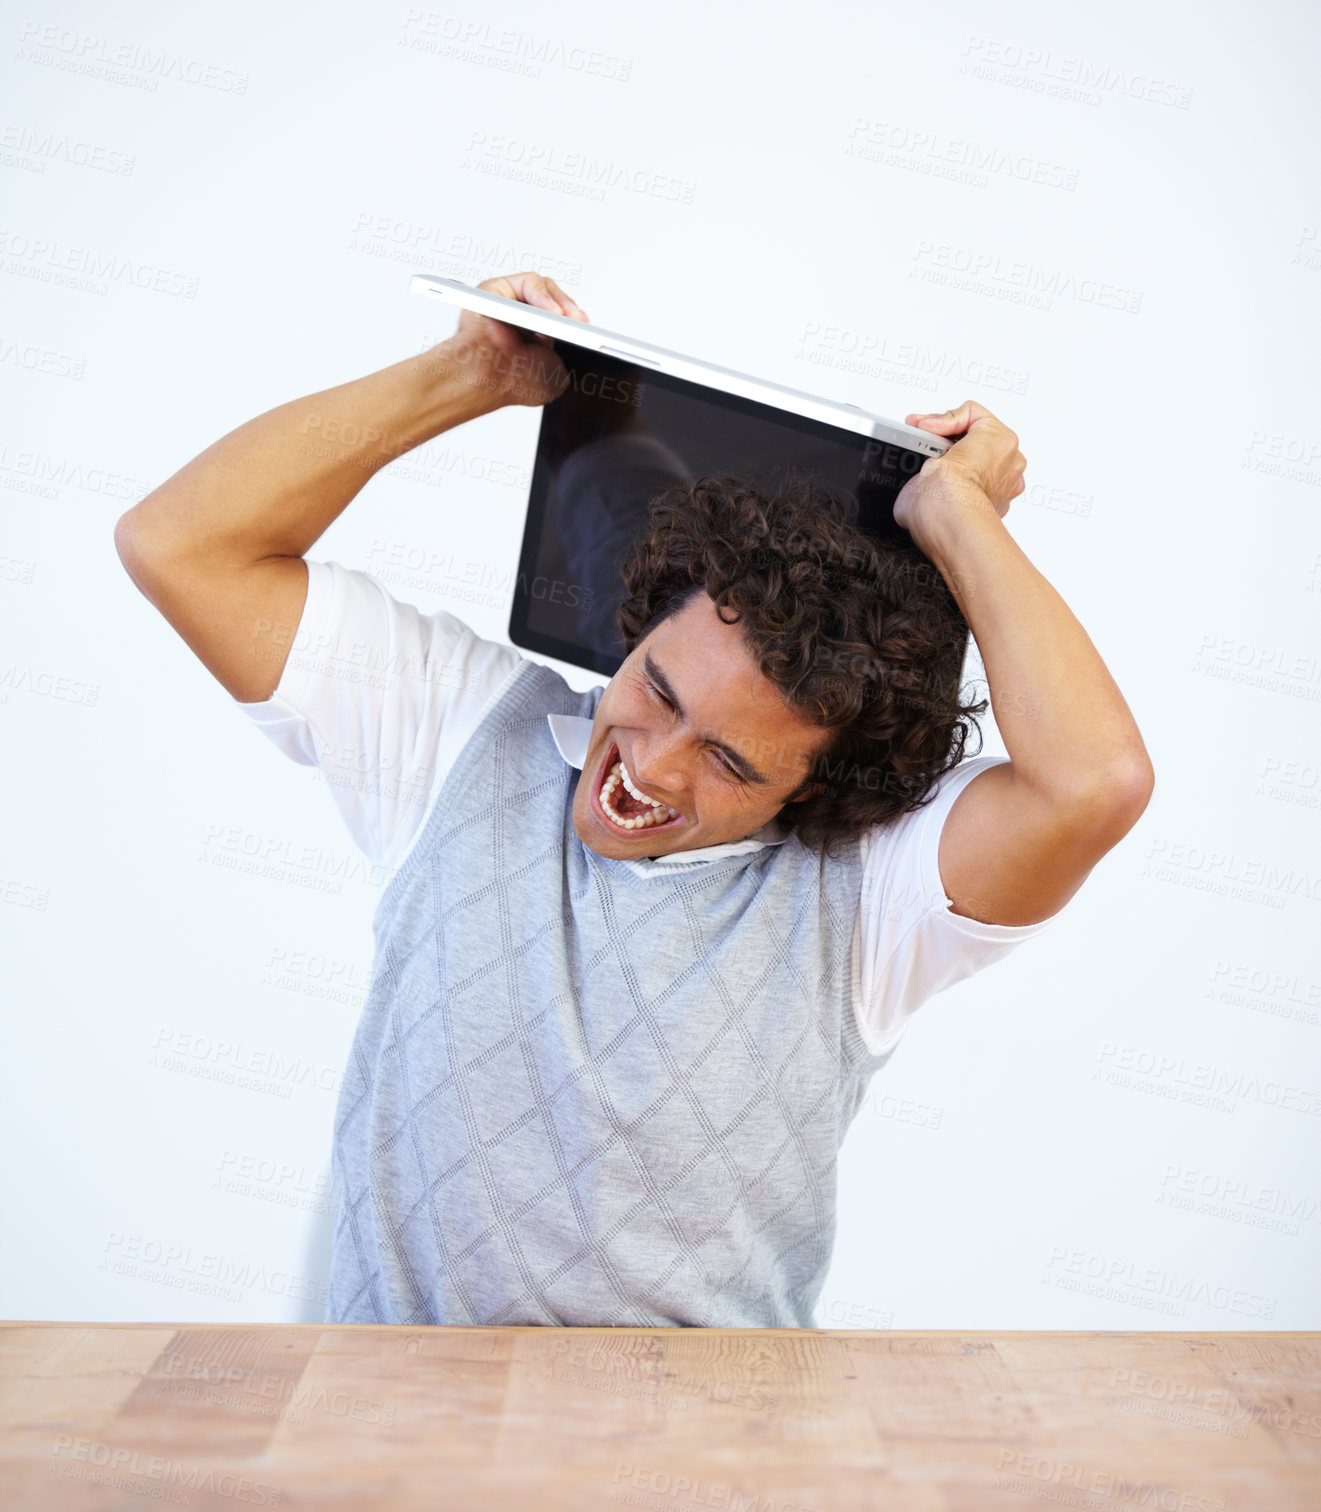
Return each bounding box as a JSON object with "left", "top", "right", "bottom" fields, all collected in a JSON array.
[{"left": 645, "top": 678, "right": 743, "bottom": 780}]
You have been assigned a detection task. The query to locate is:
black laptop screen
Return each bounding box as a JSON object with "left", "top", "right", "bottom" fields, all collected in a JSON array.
[{"left": 509, "top": 341, "right": 933, "bottom": 678}]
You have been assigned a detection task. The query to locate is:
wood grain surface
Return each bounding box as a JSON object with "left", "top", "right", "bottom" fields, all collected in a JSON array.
[{"left": 1, "top": 1324, "right": 1318, "bottom": 1510}]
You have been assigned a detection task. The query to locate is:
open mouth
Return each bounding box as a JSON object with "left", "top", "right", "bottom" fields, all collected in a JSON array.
[{"left": 592, "top": 740, "right": 684, "bottom": 836}]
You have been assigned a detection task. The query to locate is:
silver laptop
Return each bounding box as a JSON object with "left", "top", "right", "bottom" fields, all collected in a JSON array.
[
  {"left": 409, "top": 273, "right": 949, "bottom": 677},
  {"left": 409, "top": 273, "right": 949, "bottom": 455}
]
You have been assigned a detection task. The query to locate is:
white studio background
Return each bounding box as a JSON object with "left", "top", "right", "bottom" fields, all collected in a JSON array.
[{"left": 2, "top": 0, "right": 1318, "bottom": 1329}]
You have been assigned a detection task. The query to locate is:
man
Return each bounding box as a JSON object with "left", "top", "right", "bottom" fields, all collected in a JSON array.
[{"left": 115, "top": 272, "right": 1154, "bottom": 1327}]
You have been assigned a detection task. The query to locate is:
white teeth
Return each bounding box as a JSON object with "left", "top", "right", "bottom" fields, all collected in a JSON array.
[
  {"left": 599, "top": 756, "right": 680, "bottom": 832},
  {"left": 619, "top": 760, "right": 663, "bottom": 808}
]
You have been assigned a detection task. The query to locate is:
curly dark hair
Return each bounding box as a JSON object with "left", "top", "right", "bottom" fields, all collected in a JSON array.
[{"left": 612, "top": 471, "right": 987, "bottom": 860}]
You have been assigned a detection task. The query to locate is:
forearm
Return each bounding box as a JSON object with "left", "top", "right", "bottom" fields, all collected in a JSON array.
[
  {"left": 117, "top": 341, "right": 502, "bottom": 567},
  {"left": 924, "top": 492, "right": 1154, "bottom": 812}
]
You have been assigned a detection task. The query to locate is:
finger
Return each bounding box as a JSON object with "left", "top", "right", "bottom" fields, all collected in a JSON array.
[
  {"left": 542, "top": 276, "right": 587, "bottom": 320},
  {"left": 912, "top": 400, "right": 1000, "bottom": 436},
  {"left": 481, "top": 271, "right": 567, "bottom": 317},
  {"left": 906, "top": 409, "right": 967, "bottom": 435},
  {"left": 516, "top": 272, "right": 579, "bottom": 318},
  {"left": 515, "top": 273, "right": 566, "bottom": 313}
]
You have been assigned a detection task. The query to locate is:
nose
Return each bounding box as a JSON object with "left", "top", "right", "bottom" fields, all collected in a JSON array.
[{"left": 628, "top": 728, "right": 687, "bottom": 803}]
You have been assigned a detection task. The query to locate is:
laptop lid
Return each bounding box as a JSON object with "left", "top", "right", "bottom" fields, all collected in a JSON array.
[{"left": 410, "top": 275, "right": 949, "bottom": 678}]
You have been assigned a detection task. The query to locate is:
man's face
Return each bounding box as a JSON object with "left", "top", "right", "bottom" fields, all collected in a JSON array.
[{"left": 571, "top": 591, "right": 833, "bottom": 860}]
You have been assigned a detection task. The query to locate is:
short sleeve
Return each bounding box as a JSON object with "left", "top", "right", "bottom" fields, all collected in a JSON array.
[
  {"left": 852, "top": 756, "right": 1070, "bottom": 1056},
  {"left": 233, "top": 559, "right": 526, "bottom": 874}
]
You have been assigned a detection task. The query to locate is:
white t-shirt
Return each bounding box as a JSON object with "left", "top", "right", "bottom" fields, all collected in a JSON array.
[{"left": 236, "top": 560, "right": 1067, "bottom": 1058}]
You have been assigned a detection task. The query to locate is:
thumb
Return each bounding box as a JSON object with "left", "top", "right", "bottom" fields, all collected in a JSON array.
[{"left": 905, "top": 403, "right": 975, "bottom": 434}]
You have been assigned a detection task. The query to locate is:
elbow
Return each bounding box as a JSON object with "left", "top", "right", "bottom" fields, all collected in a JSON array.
[
  {"left": 113, "top": 509, "right": 138, "bottom": 567},
  {"left": 1071, "top": 749, "right": 1156, "bottom": 844},
  {"left": 113, "top": 498, "right": 159, "bottom": 560},
  {"left": 1114, "top": 753, "right": 1155, "bottom": 837},
  {"left": 113, "top": 509, "right": 141, "bottom": 575},
  {"left": 114, "top": 485, "right": 184, "bottom": 573},
  {"left": 113, "top": 507, "right": 169, "bottom": 599}
]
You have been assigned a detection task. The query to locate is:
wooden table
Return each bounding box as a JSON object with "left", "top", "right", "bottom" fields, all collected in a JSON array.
[{"left": 2, "top": 1324, "right": 1318, "bottom": 1510}]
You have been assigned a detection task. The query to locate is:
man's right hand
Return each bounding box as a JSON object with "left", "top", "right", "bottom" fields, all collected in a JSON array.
[
  {"left": 113, "top": 270, "right": 592, "bottom": 705},
  {"left": 439, "top": 271, "right": 590, "bottom": 409}
]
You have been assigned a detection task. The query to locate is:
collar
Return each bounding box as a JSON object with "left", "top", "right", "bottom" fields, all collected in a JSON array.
[{"left": 546, "top": 712, "right": 790, "bottom": 865}]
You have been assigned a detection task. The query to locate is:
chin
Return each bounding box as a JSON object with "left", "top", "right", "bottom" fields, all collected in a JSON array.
[{"left": 572, "top": 808, "right": 674, "bottom": 860}]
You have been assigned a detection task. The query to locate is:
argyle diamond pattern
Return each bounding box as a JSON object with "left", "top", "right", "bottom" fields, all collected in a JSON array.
[{"left": 326, "top": 659, "right": 890, "bottom": 1327}]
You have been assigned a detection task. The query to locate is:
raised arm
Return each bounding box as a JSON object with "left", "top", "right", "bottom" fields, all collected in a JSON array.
[
  {"left": 113, "top": 272, "right": 587, "bottom": 703},
  {"left": 893, "top": 401, "right": 1156, "bottom": 927}
]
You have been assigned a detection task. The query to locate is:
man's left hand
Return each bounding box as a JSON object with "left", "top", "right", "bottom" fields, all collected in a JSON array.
[{"left": 893, "top": 400, "right": 1026, "bottom": 556}]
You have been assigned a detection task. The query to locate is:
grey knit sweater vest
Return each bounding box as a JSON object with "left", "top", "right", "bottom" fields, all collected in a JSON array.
[{"left": 328, "top": 656, "right": 895, "bottom": 1327}]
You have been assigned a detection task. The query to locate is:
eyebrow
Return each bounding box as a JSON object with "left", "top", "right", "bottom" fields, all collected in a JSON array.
[{"left": 643, "top": 649, "right": 774, "bottom": 786}]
